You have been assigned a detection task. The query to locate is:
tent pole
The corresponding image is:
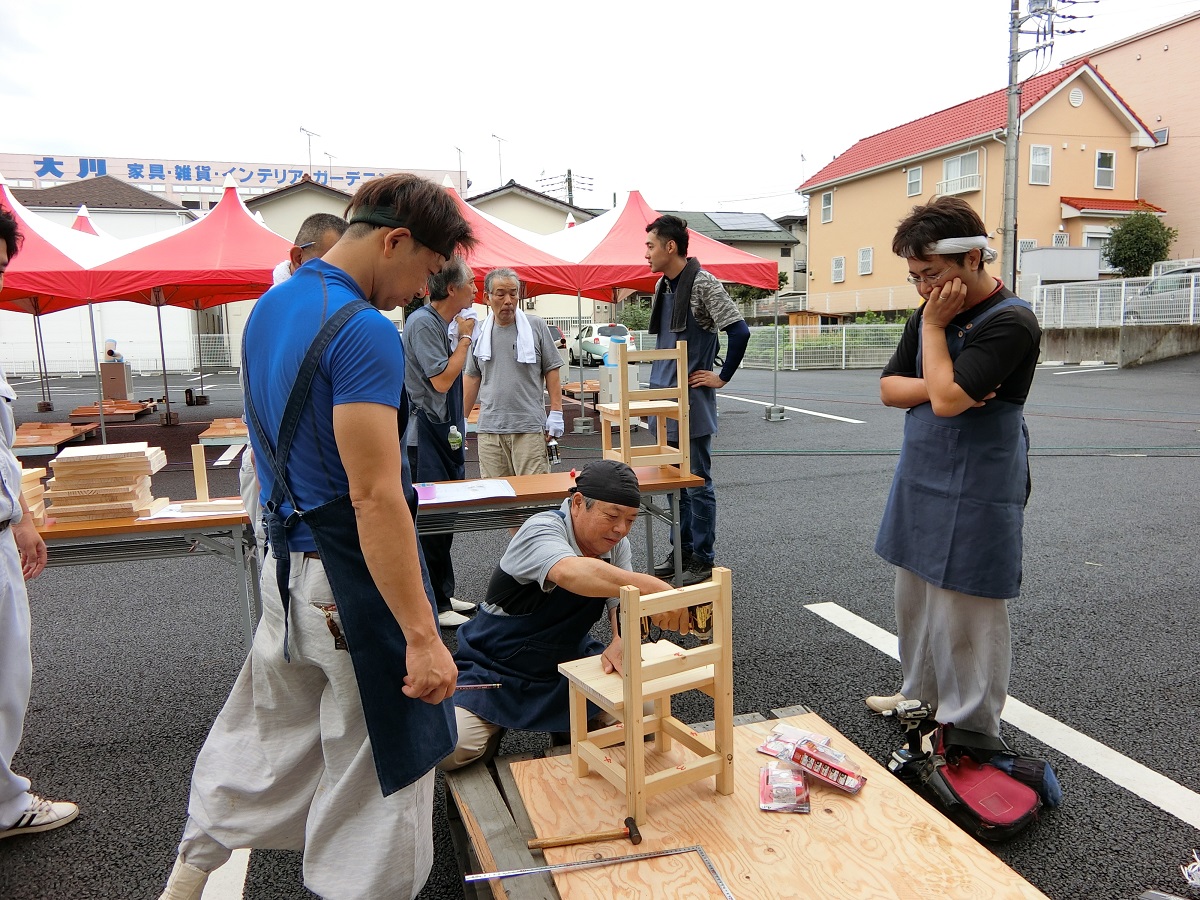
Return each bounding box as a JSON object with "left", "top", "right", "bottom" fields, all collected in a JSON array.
[
  {"left": 87, "top": 301, "right": 107, "bottom": 444},
  {"left": 194, "top": 304, "right": 206, "bottom": 398},
  {"left": 156, "top": 302, "right": 175, "bottom": 425},
  {"left": 32, "top": 306, "right": 53, "bottom": 410}
]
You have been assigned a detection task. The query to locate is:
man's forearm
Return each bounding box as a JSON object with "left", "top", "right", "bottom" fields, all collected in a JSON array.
[
  {"left": 548, "top": 556, "right": 670, "bottom": 598},
  {"left": 545, "top": 367, "right": 562, "bottom": 412},
  {"left": 353, "top": 486, "right": 440, "bottom": 641},
  {"left": 463, "top": 374, "right": 481, "bottom": 420},
  {"left": 430, "top": 338, "right": 472, "bottom": 393},
  {"left": 919, "top": 322, "right": 977, "bottom": 416},
  {"left": 880, "top": 375, "right": 930, "bottom": 409}
]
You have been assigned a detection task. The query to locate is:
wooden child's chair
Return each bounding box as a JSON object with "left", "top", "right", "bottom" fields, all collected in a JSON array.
[
  {"left": 595, "top": 339, "right": 689, "bottom": 473},
  {"left": 557, "top": 567, "right": 733, "bottom": 824}
]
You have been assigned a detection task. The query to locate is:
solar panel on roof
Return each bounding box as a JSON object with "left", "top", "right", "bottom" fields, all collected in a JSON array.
[{"left": 708, "top": 212, "right": 777, "bottom": 231}]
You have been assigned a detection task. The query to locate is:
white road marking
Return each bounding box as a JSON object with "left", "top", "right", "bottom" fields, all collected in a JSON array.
[
  {"left": 716, "top": 393, "right": 865, "bottom": 424},
  {"left": 1049, "top": 365, "right": 1118, "bottom": 376},
  {"left": 213, "top": 444, "right": 245, "bottom": 467},
  {"left": 201, "top": 848, "right": 250, "bottom": 898},
  {"left": 804, "top": 601, "right": 1200, "bottom": 830}
]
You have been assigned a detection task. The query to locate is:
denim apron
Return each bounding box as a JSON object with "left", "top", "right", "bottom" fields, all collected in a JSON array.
[
  {"left": 650, "top": 286, "right": 721, "bottom": 440},
  {"left": 875, "top": 293, "right": 1032, "bottom": 600},
  {"left": 407, "top": 305, "right": 466, "bottom": 484},
  {"left": 243, "top": 284, "right": 455, "bottom": 796},
  {"left": 455, "top": 512, "right": 606, "bottom": 731}
]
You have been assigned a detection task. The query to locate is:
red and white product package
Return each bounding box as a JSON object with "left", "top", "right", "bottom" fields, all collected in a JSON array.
[
  {"left": 756, "top": 724, "right": 831, "bottom": 762},
  {"left": 759, "top": 766, "right": 811, "bottom": 813},
  {"left": 791, "top": 739, "right": 867, "bottom": 794}
]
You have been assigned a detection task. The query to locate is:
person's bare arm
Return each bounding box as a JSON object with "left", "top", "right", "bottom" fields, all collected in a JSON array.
[
  {"left": 544, "top": 365, "right": 562, "bottom": 413},
  {"left": 430, "top": 334, "right": 473, "bottom": 393},
  {"left": 920, "top": 280, "right": 985, "bottom": 417},
  {"left": 546, "top": 557, "right": 690, "bottom": 635},
  {"left": 880, "top": 375, "right": 930, "bottom": 409},
  {"left": 12, "top": 494, "right": 46, "bottom": 580},
  {"left": 460, "top": 374, "right": 480, "bottom": 427},
  {"left": 333, "top": 402, "right": 456, "bottom": 704}
]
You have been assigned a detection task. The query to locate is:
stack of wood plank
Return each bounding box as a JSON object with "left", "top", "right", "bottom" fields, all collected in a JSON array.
[
  {"left": 45, "top": 442, "right": 169, "bottom": 521},
  {"left": 19, "top": 467, "right": 47, "bottom": 526},
  {"left": 68, "top": 400, "right": 156, "bottom": 424}
]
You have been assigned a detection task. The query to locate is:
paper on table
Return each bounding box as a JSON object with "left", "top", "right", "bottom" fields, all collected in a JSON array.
[
  {"left": 419, "top": 479, "right": 516, "bottom": 505},
  {"left": 139, "top": 501, "right": 244, "bottom": 520}
]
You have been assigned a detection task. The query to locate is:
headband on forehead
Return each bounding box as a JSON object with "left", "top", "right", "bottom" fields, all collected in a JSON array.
[
  {"left": 348, "top": 204, "right": 455, "bottom": 260},
  {"left": 925, "top": 235, "right": 998, "bottom": 263}
]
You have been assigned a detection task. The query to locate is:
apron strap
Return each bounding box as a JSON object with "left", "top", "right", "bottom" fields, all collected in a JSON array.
[{"left": 242, "top": 274, "right": 373, "bottom": 660}]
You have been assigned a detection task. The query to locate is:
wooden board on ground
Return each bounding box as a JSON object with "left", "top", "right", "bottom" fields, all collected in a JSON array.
[
  {"left": 506, "top": 713, "right": 1048, "bottom": 899},
  {"left": 199, "top": 418, "right": 249, "bottom": 445},
  {"left": 68, "top": 400, "right": 156, "bottom": 423},
  {"left": 12, "top": 423, "right": 98, "bottom": 454}
]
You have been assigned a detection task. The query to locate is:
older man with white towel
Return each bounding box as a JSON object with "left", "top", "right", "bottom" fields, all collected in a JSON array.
[{"left": 462, "top": 268, "right": 564, "bottom": 478}]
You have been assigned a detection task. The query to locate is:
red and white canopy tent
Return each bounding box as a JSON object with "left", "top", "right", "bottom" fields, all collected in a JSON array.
[{"left": 0, "top": 182, "right": 137, "bottom": 411}]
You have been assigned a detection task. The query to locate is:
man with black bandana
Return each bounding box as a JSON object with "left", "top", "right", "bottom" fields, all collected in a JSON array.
[{"left": 441, "top": 460, "right": 689, "bottom": 770}]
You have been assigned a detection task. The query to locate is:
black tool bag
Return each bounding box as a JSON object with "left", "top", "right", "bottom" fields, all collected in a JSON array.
[{"left": 888, "top": 706, "right": 1050, "bottom": 842}]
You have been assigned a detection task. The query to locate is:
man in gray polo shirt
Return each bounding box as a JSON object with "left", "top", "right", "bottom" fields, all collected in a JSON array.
[{"left": 463, "top": 268, "right": 564, "bottom": 478}]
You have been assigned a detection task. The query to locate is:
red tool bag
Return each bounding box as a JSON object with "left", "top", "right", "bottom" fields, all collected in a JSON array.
[{"left": 923, "top": 726, "right": 1041, "bottom": 842}]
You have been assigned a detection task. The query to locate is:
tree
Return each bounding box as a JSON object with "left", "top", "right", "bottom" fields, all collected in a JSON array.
[
  {"left": 618, "top": 300, "right": 651, "bottom": 332},
  {"left": 1104, "top": 212, "right": 1178, "bottom": 278},
  {"left": 727, "top": 273, "right": 789, "bottom": 316}
]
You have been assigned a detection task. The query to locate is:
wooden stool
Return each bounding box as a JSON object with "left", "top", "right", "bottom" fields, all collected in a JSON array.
[{"left": 557, "top": 567, "right": 733, "bottom": 824}]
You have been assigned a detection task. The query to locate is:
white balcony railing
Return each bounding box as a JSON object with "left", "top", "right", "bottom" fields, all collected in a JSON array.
[{"left": 935, "top": 173, "right": 981, "bottom": 195}]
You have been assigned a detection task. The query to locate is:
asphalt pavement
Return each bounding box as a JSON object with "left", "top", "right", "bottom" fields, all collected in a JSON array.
[{"left": 1, "top": 360, "right": 1199, "bottom": 899}]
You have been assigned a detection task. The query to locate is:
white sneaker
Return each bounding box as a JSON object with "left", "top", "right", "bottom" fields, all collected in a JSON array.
[
  {"left": 0, "top": 794, "right": 79, "bottom": 839},
  {"left": 449, "top": 597, "right": 476, "bottom": 613},
  {"left": 865, "top": 692, "right": 909, "bottom": 714},
  {"left": 438, "top": 609, "right": 470, "bottom": 628}
]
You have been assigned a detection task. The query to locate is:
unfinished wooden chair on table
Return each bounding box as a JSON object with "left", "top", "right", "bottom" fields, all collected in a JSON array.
[
  {"left": 595, "top": 339, "right": 689, "bottom": 473},
  {"left": 557, "top": 567, "right": 733, "bottom": 825}
]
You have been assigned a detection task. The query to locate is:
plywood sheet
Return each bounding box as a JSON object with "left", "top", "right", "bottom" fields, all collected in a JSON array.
[
  {"left": 507, "top": 714, "right": 1048, "bottom": 900},
  {"left": 50, "top": 496, "right": 169, "bottom": 522}
]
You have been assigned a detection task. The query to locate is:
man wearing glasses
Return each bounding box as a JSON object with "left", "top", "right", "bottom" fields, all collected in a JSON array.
[
  {"left": 868, "top": 196, "right": 1041, "bottom": 741},
  {"left": 463, "top": 267, "right": 564, "bottom": 478}
]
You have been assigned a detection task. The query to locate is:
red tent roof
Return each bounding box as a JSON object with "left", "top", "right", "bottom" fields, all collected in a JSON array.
[
  {"left": 88, "top": 180, "right": 293, "bottom": 309},
  {"left": 0, "top": 182, "right": 107, "bottom": 315},
  {"left": 800, "top": 61, "right": 1091, "bottom": 192},
  {"left": 449, "top": 190, "right": 588, "bottom": 297},
  {"left": 543, "top": 191, "right": 779, "bottom": 293},
  {"left": 71, "top": 205, "right": 100, "bottom": 235}
]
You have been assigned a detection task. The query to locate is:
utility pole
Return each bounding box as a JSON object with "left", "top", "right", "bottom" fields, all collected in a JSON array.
[
  {"left": 300, "top": 126, "right": 320, "bottom": 176},
  {"left": 491, "top": 134, "right": 507, "bottom": 187},
  {"left": 1000, "top": 0, "right": 1090, "bottom": 287},
  {"left": 536, "top": 169, "right": 594, "bottom": 205},
  {"left": 455, "top": 146, "right": 464, "bottom": 194}
]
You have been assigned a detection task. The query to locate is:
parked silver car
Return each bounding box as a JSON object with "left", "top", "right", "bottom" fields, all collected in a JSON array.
[
  {"left": 569, "top": 323, "right": 630, "bottom": 366},
  {"left": 1123, "top": 266, "right": 1200, "bottom": 323}
]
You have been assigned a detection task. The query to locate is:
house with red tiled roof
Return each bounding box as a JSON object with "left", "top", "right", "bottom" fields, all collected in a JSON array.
[{"left": 797, "top": 61, "right": 1158, "bottom": 316}]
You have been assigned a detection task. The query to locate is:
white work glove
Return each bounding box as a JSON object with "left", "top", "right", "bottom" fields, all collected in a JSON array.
[{"left": 545, "top": 410, "right": 565, "bottom": 438}]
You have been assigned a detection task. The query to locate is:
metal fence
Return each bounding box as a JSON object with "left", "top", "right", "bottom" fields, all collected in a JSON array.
[
  {"left": 628, "top": 325, "right": 904, "bottom": 371},
  {"left": 0, "top": 334, "right": 235, "bottom": 377},
  {"left": 1033, "top": 275, "right": 1200, "bottom": 327}
]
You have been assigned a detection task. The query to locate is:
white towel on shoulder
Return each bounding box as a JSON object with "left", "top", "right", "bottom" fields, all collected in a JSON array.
[{"left": 473, "top": 308, "right": 537, "bottom": 363}]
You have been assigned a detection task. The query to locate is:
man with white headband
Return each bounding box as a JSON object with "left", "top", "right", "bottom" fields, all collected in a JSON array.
[{"left": 867, "top": 196, "right": 1041, "bottom": 741}]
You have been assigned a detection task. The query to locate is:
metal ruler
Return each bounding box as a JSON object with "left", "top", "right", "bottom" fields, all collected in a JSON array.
[{"left": 465, "top": 844, "right": 735, "bottom": 899}]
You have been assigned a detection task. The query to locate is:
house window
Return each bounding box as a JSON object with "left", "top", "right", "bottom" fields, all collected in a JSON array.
[
  {"left": 907, "top": 166, "right": 922, "bottom": 197},
  {"left": 858, "top": 247, "right": 873, "bottom": 276},
  {"left": 1052, "top": 231, "right": 1070, "bottom": 247},
  {"left": 1153, "top": 127, "right": 1169, "bottom": 145},
  {"left": 821, "top": 192, "right": 833, "bottom": 224},
  {"left": 938, "top": 151, "right": 980, "bottom": 195},
  {"left": 831, "top": 256, "right": 846, "bottom": 283},
  {"left": 1095, "top": 151, "right": 1116, "bottom": 189},
  {"left": 1085, "top": 229, "right": 1113, "bottom": 270},
  {"left": 780, "top": 246, "right": 792, "bottom": 258},
  {"left": 1030, "top": 145, "right": 1051, "bottom": 185},
  {"left": 1017, "top": 239, "right": 1037, "bottom": 269}
]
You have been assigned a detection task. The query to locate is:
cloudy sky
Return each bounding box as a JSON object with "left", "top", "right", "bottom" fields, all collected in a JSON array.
[{"left": 3, "top": 0, "right": 1195, "bottom": 216}]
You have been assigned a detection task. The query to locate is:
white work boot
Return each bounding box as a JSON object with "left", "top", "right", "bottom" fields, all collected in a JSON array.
[{"left": 159, "top": 857, "right": 209, "bottom": 900}]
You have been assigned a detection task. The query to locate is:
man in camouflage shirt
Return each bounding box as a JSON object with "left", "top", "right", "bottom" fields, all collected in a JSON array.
[{"left": 644, "top": 215, "right": 751, "bottom": 586}]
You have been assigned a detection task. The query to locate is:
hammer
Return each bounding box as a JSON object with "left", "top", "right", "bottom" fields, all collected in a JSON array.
[{"left": 527, "top": 817, "right": 642, "bottom": 850}]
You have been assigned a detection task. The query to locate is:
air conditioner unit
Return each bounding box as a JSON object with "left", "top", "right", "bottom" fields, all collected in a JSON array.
[{"left": 524, "top": 299, "right": 537, "bottom": 310}]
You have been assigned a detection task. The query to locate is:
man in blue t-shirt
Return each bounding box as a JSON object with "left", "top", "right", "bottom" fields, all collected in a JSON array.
[{"left": 160, "top": 175, "right": 476, "bottom": 900}]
